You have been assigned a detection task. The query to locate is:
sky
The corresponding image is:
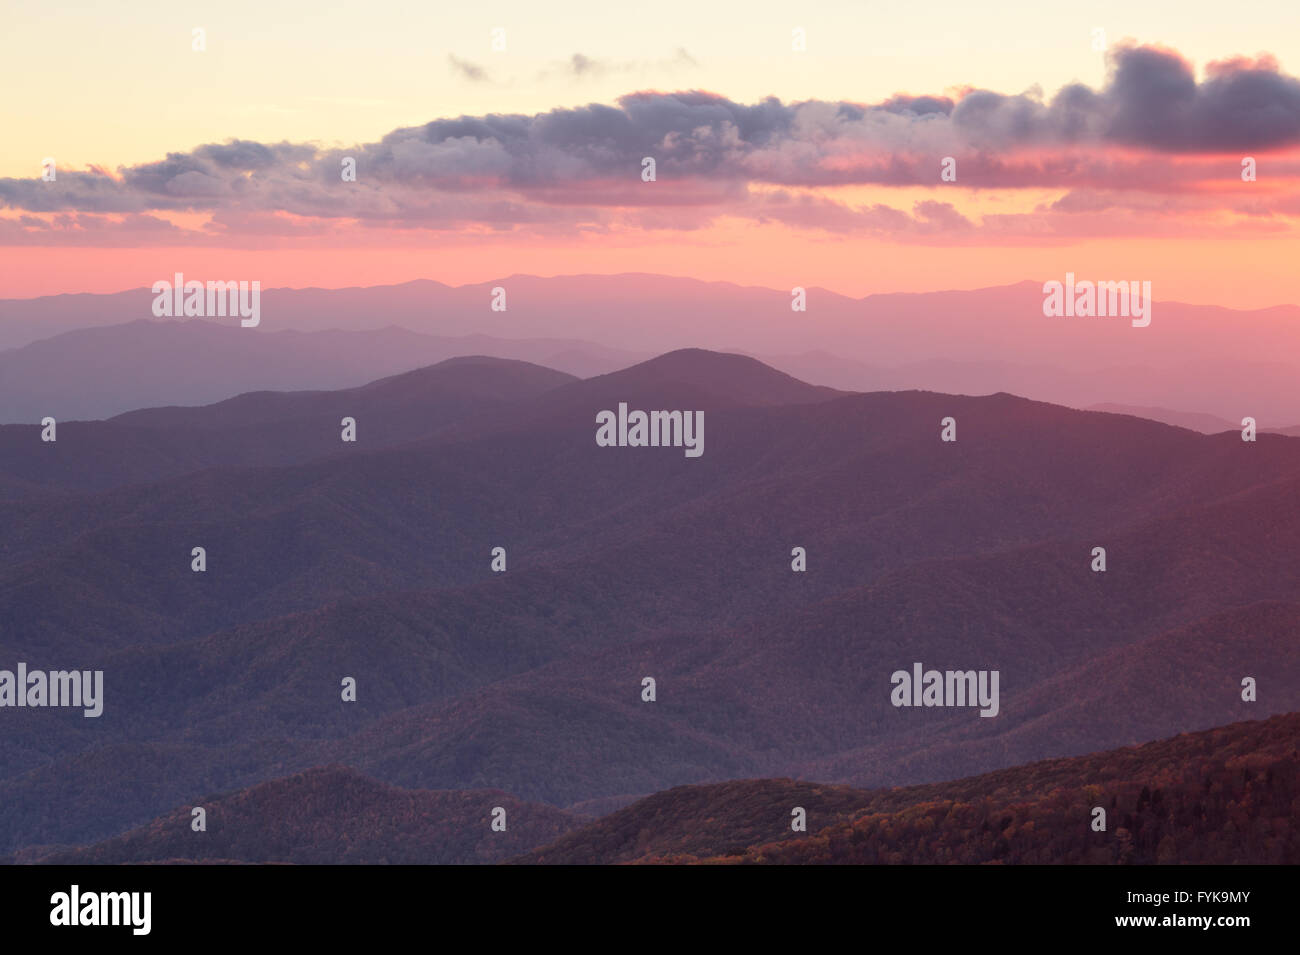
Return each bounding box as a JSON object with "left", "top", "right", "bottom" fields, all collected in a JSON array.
[{"left": 3, "top": 0, "right": 1300, "bottom": 304}]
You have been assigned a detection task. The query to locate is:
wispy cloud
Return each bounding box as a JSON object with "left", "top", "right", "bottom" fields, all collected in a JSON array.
[
  {"left": 540, "top": 47, "right": 700, "bottom": 82},
  {"left": 448, "top": 54, "right": 492, "bottom": 84}
]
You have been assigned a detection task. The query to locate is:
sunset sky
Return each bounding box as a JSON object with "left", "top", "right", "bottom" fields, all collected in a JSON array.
[{"left": 4, "top": 0, "right": 1300, "bottom": 304}]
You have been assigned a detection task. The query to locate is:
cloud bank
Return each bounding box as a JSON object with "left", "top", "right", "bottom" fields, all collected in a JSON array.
[{"left": 4, "top": 44, "right": 1300, "bottom": 244}]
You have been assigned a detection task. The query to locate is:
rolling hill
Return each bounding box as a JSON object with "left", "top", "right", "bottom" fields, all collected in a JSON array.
[
  {"left": 25, "top": 766, "right": 578, "bottom": 865},
  {"left": 0, "top": 354, "right": 576, "bottom": 498},
  {"left": 520, "top": 712, "right": 1300, "bottom": 864},
  {"left": 24, "top": 713, "right": 1296, "bottom": 865}
]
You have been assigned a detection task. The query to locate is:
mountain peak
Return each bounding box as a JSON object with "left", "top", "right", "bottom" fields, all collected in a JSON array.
[{"left": 576, "top": 348, "right": 845, "bottom": 408}]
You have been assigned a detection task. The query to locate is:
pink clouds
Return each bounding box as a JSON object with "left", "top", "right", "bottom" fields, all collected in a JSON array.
[{"left": 3, "top": 43, "right": 1300, "bottom": 246}]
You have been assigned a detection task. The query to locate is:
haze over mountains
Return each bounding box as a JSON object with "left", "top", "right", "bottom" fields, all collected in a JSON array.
[
  {"left": 0, "top": 346, "right": 1296, "bottom": 862},
  {"left": 4, "top": 275, "right": 1300, "bottom": 426},
  {"left": 1084, "top": 404, "right": 1241, "bottom": 435},
  {"left": 0, "top": 319, "right": 640, "bottom": 423}
]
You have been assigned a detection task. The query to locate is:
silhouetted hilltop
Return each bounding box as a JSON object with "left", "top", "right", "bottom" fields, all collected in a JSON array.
[
  {"left": 520, "top": 712, "right": 1300, "bottom": 864},
  {"left": 34, "top": 766, "right": 578, "bottom": 865},
  {"left": 0, "top": 354, "right": 575, "bottom": 497}
]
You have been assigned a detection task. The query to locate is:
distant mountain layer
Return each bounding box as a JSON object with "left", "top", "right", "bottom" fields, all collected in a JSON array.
[
  {"left": 1085, "top": 404, "right": 1241, "bottom": 434},
  {"left": 24, "top": 713, "right": 1297, "bottom": 865},
  {"left": 6, "top": 274, "right": 1300, "bottom": 420},
  {"left": 0, "top": 318, "right": 640, "bottom": 423}
]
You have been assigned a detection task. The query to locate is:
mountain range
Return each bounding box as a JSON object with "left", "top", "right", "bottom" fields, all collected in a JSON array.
[
  {"left": 0, "top": 344, "right": 1295, "bottom": 861},
  {"left": 5, "top": 275, "right": 1300, "bottom": 425}
]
